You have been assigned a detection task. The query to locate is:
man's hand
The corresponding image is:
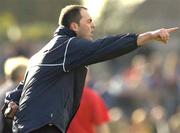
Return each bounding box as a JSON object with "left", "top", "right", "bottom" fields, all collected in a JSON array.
[
  {"left": 4, "top": 101, "right": 19, "bottom": 119},
  {"left": 151, "top": 27, "right": 179, "bottom": 43},
  {"left": 137, "top": 27, "right": 179, "bottom": 46}
]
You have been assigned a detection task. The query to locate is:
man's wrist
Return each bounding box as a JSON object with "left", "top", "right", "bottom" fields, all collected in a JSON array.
[{"left": 137, "top": 32, "right": 153, "bottom": 46}]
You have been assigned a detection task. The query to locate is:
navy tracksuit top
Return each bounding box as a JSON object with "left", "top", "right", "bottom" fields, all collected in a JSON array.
[{"left": 5, "top": 26, "right": 138, "bottom": 133}]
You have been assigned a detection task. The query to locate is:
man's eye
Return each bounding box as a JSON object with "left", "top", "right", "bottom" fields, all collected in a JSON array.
[{"left": 88, "top": 19, "right": 92, "bottom": 23}]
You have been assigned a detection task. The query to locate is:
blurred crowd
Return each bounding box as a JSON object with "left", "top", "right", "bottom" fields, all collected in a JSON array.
[
  {"left": 0, "top": 43, "right": 180, "bottom": 133},
  {"left": 90, "top": 52, "right": 180, "bottom": 133}
]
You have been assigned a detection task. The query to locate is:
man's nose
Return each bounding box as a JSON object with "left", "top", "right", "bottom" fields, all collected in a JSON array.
[{"left": 91, "top": 22, "right": 95, "bottom": 30}]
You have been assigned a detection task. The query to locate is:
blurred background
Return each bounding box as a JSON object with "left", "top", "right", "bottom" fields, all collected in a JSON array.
[{"left": 0, "top": 0, "right": 180, "bottom": 133}]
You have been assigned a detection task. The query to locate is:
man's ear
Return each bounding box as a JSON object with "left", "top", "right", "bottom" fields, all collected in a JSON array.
[{"left": 69, "top": 22, "right": 79, "bottom": 32}]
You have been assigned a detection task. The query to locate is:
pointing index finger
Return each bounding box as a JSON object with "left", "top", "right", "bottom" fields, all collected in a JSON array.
[{"left": 167, "top": 27, "right": 179, "bottom": 33}]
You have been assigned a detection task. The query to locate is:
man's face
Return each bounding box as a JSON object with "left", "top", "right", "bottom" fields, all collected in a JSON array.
[{"left": 75, "top": 9, "right": 95, "bottom": 40}]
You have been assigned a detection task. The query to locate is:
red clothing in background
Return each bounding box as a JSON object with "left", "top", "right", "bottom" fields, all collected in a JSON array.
[{"left": 67, "top": 87, "right": 110, "bottom": 133}]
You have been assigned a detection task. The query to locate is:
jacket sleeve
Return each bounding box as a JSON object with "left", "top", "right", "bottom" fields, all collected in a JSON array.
[
  {"left": 1, "top": 82, "right": 23, "bottom": 117},
  {"left": 65, "top": 33, "right": 138, "bottom": 71},
  {"left": 5, "top": 82, "right": 24, "bottom": 105}
]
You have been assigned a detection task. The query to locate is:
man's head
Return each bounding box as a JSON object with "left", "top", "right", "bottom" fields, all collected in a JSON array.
[{"left": 59, "top": 5, "right": 95, "bottom": 40}]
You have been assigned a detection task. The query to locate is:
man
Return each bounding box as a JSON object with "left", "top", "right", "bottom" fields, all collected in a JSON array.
[
  {"left": 0, "top": 56, "right": 28, "bottom": 133},
  {"left": 1, "top": 4, "right": 178, "bottom": 133}
]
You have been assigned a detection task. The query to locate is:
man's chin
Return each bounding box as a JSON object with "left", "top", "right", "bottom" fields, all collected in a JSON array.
[
  {"left": 89, "top": 37, "right": 93, "bottom": 41},
  {"left": 85, "top": 37, "right": 93, "bottom": 41},
  {"left": 89, "top": 35, "right": 94, "bottom": 40}
]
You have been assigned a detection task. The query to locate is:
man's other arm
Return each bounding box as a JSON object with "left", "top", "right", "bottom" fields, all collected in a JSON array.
[{"left": 1, "top": 82, "right": 24, "bottom": 119}]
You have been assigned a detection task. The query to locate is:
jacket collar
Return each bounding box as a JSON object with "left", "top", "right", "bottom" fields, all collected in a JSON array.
[{"left": 54, "top": 26, "right": 76, "bottom": 37}]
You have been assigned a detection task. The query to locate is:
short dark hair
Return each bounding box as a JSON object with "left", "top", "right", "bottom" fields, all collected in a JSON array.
[{"left": 58, "top": 5, "right": 87, "bottom": 28}]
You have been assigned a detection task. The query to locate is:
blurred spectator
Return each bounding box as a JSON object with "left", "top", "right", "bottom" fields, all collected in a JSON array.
[
  {"left": 128, "top": 108, "right": 156, "bottom": 133},
  {"left": 0, "top": 56, "right": 28, "bottom": 133},
  {"left": 150, "top": 105, "right": 170, "bottom": 133},
  {"left": 108, "top": 107, "right": 130, "bottom": 133},
  {"left": 0, "top": 42, "right": 32, "bottom": 84},
  {"left": 162, "top": 52, "right": 179, "bottom": 117},
  {"left": 67, "top": 72, "right": 110, "bottom": 133},
  {"left": 168, "top": 106, "right": 180, "bottom": 133}
]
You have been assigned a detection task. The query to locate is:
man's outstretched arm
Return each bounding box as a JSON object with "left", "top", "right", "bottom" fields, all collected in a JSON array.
[{"left": 137, "top": 27, "right": 179, "bottom": 46}]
